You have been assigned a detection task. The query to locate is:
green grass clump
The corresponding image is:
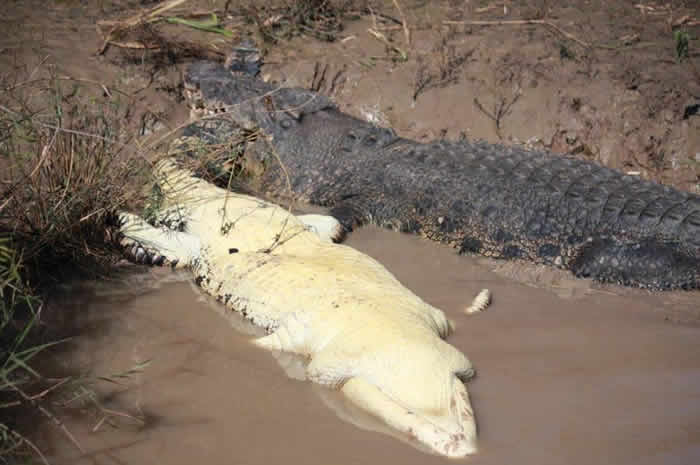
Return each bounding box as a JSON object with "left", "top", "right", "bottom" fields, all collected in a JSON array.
[
  {"left": 0, "top": 239, "right": 48, "bottom": 462},
  {"left": 674, "top": 30, "right": 690, "bottom": 62}
]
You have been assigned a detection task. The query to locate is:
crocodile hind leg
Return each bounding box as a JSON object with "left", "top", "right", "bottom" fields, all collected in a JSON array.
[
  {"left": 118, "top": 212, "right": 201, "bottom": 268},
  {"left": 252, "top": 312, "right": 312, "bottom": 354},
  {"left": 327, "top": 194, "right": 425, "bottom": 235},
  {"left": 328, "top": 204, "right": 365, "bottom": 232},
  {"left": 296, "top": 214, "right": 346, "bottom": 243},
  {"left": 570, "top": 237, "right": 699, "bottom": 290}
]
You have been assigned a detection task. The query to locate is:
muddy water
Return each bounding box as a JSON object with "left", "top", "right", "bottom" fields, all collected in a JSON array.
[{"left": 44, "top": 227, "right": 700, "bottom": 465}]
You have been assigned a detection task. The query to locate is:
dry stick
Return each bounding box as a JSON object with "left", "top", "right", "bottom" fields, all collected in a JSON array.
[
  {"left": 28, "top": 377, "right": 71, "bottom": 400},
  {"left": 0, "top": 191, "right": 12, "bottom": 214},
  {"left": 367, "top": 28, "right": 407, "bottom": 60},
  {"left": 53, "top": 134, "right": 75, "bottom": 212},
  {"left": 473, "top": 97, "right": 503, "bottom": 138},
  {"left": 0, "top": 431, "right": 24, "bottom": 456},
  {"left": 443, "top": 19, "right": 591, "bottom": 49},
  {"left": 374, "top": 25, "right": 402, "bottom": 31},
  {"left": 7, "top": 429, "right": 50, "bottom": 465},
  {"left": 257, "top": 143, "right": 296, "bottom": 254},
  {"left": 367, "top": 6, "right": 379, "bottom": 30},
  {"left": 8, "top": 382, "right": 85, "bottom": 454},
  {"left": 103, "top": 40, "right": 162, "bottom": 51},
  {"left": 473, "top": 89, "right": 521, "bottom": 140},
  {"left": 355, "top": 8, "right": 403, "bottom": 26},
  {"left": 28, "top": 127, "right": 59, "bottom": 179},
  {"left": 27, "top": 55, "right": 51, "bottom": 82},
  {"left": 392, "top": 0, "right": 411, "bottom": 46},
  {"left": 99, "top": 406, "right": 146, "bottom": 425}
]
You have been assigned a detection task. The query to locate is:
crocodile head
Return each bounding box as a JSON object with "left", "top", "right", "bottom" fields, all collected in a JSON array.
[{"left": 184, "top": 61, "right": 334, "bottom": 134}]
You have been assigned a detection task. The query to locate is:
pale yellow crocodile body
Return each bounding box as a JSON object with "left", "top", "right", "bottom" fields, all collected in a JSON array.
[{"left": 119, "top": 160, "right": 484, "bottom": 457}]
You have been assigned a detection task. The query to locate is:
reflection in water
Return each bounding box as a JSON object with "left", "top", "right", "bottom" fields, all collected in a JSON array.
[{"left": 42, "top": 228, "right": 700, "bottom": 465}]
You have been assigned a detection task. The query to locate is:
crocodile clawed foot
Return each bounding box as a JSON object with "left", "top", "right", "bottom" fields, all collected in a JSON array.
[
  {"left": 465, "top": 289, "right": 491, "bottom": 314},
  {"left": 120, "top": 238, "right": 168, "bottom": 267},
  {"left": 297, "top": 214, "right": 346, "bottom": 243},
  {"left": 117, "top": 212, "right": 199, "bottom": 269}
]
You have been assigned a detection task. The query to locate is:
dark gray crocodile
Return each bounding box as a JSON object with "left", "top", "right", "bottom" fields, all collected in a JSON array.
[{"left": 181, "top": 60, "right": 700, "bottom": 290}]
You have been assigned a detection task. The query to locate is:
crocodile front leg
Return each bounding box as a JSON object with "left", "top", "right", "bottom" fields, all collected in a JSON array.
[{"left": 118, "top": 212, "right": 201, "bottom": 268}]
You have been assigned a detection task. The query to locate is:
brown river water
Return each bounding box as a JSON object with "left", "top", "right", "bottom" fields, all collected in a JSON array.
[{"left": 40, "top": 226, "right": 700, "bottom": 465}]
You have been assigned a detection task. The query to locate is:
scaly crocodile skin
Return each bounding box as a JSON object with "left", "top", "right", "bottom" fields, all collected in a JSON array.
[
  {"left": 118, "top": 157, "right": 489, "bottom": 457},
  {"left": 182, "top": 60, "right": 699, "bottom": 290}
]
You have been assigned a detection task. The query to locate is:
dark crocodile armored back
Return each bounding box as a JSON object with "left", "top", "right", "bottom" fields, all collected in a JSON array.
[{"left": 183, "top": 61, "right": 699, "bottom": 290}]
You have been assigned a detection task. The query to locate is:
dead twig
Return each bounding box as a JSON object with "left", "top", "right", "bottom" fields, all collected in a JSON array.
[
  {"left": 367, "top": 28, "right": 408, "bottom": 61},
  {"left": 413, "top": 36, "right": 474, "bottom": 102},
  {"left": 443, "top": 19, "right": 591, "bottom": 49},
  {"left": 0, "top": 427, "right": 50, "bottom": 465},
  {"left": 352, "top": 8, "right": 403, "bottom": 26},
  {"left": 92, "top": 406, "right": 146, "bottom": 432},
  {"left": 8, "top": 381, "right": 85, "bottom": 454},
  {"left": 310, "top": 62, "right": 347, "bottom": 97},
  {"left": 102, "top": 40, "right": 162, "bottom": 51},
  {"left": 634, "top": 3, "right": 671, "bottom": 15},
  {"left": 473, "top": 89, "right": 522, "bottom": 139},
  {"left": 28, "top": 377, "right": 71, "bottom": 400},
  {"left": 391, "top": 0, "right": 411, "bottom": 47}
]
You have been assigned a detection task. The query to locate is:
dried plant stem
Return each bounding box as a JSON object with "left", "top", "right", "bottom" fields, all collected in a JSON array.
[
  {"left": 443, "top": 19, "right": 590, "bottom": 48},
  {"left": 391, "top": 0, "right": 411, "bottom": 46}
]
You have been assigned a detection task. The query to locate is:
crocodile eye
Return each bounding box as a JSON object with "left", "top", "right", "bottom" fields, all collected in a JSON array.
[
  {"left": 280, "top": 119, "right": 293, "bottom": 129},
  {"left": 340, "top": 132, "right": 358, "bottom": 152}
]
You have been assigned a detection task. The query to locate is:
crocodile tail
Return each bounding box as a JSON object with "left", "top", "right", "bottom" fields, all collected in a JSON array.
[
  {"left": 340, "top": 375, "right": 478, "bottom": 458},
  {"left": 442, "top": 375, "right": 478, "bottom": 455}
]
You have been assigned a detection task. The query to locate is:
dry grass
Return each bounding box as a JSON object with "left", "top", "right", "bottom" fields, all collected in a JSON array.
[
  {"left": 0, "top": 65, "right": 158, "bottom": 462},
  {"left": 413, "top": 34, "right": 474, "bottom": 101},
  {"left": 0, "top": 73, "right": 152, "bottom": 287}
]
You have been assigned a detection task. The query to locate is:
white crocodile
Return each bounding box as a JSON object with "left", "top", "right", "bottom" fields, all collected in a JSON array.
[{"left": 119, "top": 158, "right": 488, "bottom": 457}]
